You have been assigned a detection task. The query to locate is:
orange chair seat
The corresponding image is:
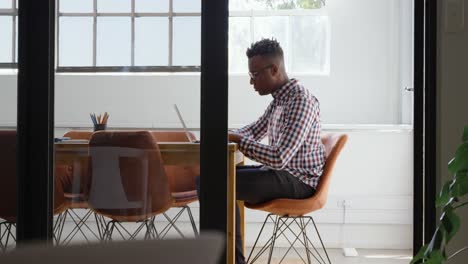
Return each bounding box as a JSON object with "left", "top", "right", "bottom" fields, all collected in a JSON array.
[
  {"left": 172, "top": 190, "right": 198, "bottom": 207},
  {"left": 245, "top": 195, "right": 326, "bottom": 217},
  {"left": 246, "top": 134, "right": 348, "bottom": 217}
]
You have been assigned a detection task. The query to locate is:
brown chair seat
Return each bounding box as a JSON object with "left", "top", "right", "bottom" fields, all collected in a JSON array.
[
  {"left": 245, "top": 133, "right": 348, "bottom": 216},
  {"left": 150, "top": 131, "right": 200, "bottom": 237},
  {"left": 0, "top": 130, "right": 68, "bottom": 250},
  {"left": 245, "top": 133, "right": 348, "bottom": 264},
  {"left": 88, "top": 131, "right": 173, "bottom": 238}
]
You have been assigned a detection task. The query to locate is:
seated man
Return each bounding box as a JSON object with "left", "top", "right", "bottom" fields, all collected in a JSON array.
[{"left": 227, "top": 38, "right": 326, "bottom": 264}]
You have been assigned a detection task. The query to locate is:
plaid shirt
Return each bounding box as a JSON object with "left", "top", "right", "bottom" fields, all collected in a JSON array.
[{"left": 235, "top": 79, "right": 325, "bottom": 188}]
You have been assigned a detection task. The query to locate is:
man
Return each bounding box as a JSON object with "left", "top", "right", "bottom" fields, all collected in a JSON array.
[{"left": 227, "top": 38, "right": 326, "bottom": 263}]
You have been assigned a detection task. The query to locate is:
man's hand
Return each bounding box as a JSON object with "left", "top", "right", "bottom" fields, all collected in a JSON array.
[{"left": 228, "top": 132, "right": 243, "bottom": 143}]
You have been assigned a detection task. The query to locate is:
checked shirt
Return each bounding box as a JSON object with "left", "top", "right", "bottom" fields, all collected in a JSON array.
[{"left": 235, "top": 79, "right": 326, "bottom": 188}]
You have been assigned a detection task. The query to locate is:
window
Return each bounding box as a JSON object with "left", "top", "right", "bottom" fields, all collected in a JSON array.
[
  {"left": 0, "top": 0, "right": 17, "bottom": 67},
  {"left": 57, "top": 0, "right": 201, "bottom": 72},
  {"left": 1, "top": 0, "right": 328, "bottom": 73},
  {"left": 229, "top": 0, "right": 329, "bottom": 74}
]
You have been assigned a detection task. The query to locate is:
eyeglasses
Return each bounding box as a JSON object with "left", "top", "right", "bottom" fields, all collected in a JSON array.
[{"left": 248, "top": 64, "right": 273, "bottom": 80}]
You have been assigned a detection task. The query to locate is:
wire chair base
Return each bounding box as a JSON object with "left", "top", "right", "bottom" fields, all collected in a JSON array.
[
  {"left": 158, "top": 206, "right": 199, "bottom": 239},
  {"left": 0, "top": 221, "right": 15, "bottom": 252},
  {"left": 247, "top": 214, "right": 332, "bottom": 264},
  {"left": 95, "top": 215, "right": 159, "bottom": 241}
]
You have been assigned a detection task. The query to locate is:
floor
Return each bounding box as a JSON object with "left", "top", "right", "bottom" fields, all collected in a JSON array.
[
  {"left": 247, "top": 247, "right": 412, "bottom": 264},
  {"left": 2, "top": 215, "right": 413, "bottom": 264}
]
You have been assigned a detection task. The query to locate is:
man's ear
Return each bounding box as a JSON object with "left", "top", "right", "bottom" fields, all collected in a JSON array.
[{"left": 271, "top": 63, "right": 279, "bottom": 76}]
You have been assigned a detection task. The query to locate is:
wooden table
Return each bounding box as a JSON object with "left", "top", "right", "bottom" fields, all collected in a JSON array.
[{"left": 55, "top": 141, "right": 244, "bottom": 264}]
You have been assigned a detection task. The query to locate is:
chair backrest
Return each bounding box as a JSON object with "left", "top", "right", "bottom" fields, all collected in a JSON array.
[
  {"left": 88, "top": 131, "right": 173, "bottom": 222},
  {"left": 61, "top": 131, "right": 93, "bottom": 195},
  {"left": 150, "top": 131, "right": 199, "bottom": 193},
  {"left": 314, "top": 133, "right": 348, "bottom": 208},
  {"left": 0, "top": 130, "right": 67, "bottom": 222},
  {"left": 0, "top": 130, "right": 18, "bottom": 222}
]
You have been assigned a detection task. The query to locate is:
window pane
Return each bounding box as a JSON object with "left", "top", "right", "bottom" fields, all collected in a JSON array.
[
  {"left": 14, "top": 17, "right": 17, "bottom": 62},
  {"left": 173, "top": 0, "right": 200, "bottom": 13},
  {"left": 253, "top": 16, "right": 289, "bottom": 68},
  {"left": 60, "top": 0, "right": 93, "bottom": 13},
  {"left": 229, "top": 17, "right": 250, "bottom": 73},
  {"left": 59, "top": 17, "right": 93, "bottom": 67},
  {"left": 97, "top": 17, "right": 131, "bottom": 66},
  {"left": 97, "top": 0, "right": 130, "bottom": 13},
  {"left": 173, "top": 17, "right": 200, "bottom": 66},
  {"left": 135, "top": 0, "right": 168, "bottom": 13},
  {"left": 0, "top": 0, "right": 11, "bottom": 9},
  {"left": 0, "top": 17, "right": 13, "bottom": 63},
  {"left": 135, "top": 17, "right": 168, "bottom": 66},
  {"left": 291, "top": 16, "right": 329, "bottom": 73},
  {"left": 230, "top": 0, "right": 324, "bottom": 11}
]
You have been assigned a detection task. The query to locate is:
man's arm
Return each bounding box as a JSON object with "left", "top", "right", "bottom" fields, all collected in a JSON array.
[
  {"left": 237, "top": 95, "right": 318, "bottom": 169},
  {"left": 230, "top": 103, "right": 272, "bottom": 141}
]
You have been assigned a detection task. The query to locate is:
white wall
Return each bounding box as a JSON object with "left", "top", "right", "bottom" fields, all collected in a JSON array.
[{"left": 0, "top": 0, "right": 413, "bottom": 126}]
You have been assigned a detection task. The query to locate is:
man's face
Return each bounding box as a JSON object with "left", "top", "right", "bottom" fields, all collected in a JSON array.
[{"left": 248, "top": 55, "right": 277, "bottom": 96}]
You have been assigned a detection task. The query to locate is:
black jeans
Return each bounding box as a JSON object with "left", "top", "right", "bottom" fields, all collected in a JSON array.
[{"left": 196, "top": 165, "right": 315, "bottom": 264}]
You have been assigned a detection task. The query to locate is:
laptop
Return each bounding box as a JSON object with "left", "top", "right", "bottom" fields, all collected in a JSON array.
[{"left": 173, "top": 104, "right": 200, "bottom": 143}]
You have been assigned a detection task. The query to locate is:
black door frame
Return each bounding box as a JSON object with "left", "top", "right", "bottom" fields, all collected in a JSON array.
[
  {"left": 16, "top": 0, "right": 437, "bottom": 259},
  {"left": 413, "top": 0, "right": 437, "bottom": 255},
  {"left": 16, "top": 0, "right": 56, "bottom": 244}
]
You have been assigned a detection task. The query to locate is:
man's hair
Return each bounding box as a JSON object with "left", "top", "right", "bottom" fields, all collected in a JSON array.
[{"left": 246, "top": 38, "right": 284, "bottom": 60}]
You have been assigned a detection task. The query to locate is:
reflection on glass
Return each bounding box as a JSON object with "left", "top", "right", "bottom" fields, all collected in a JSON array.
[
  {"left": 59, "top": 17, "right": 93, "bottom": 67},
  {"left": 135, "top": 0, "right": 168, "bottom": 13},
  {"left": 0, "top": 131, "right": 17, "bottom": 250},
  {"left": 173, "top": 17, "right": 200, "bottom": 66},
  {"left": 173, "top": 0, "right": 200, "bottom": 13},
  {"left": 97, "top": 0, "right": 130, "bottom": 13},
  {"left": 97, "top": 17, "right": 131, "bottom": 66},
  {"left": 59, "top": 0, "right": 93, "bottom": 13},
  {"left": 253, "top": 16, "right": 289, "bottom": 69},
  {"left": 135, "top": 17, "right": 169, "bottom": 66},
  {"left": 0, "top": 17, "right": 12, "bottom": 63},
  {"left": 291, "top": 16, "right": 329, "bottom": 73},
  {"left": 229, "top": 17, "right": 250, "bottom": 73},
  {"left": 52, "top": 130, "right": 200, "bottom": 242}
]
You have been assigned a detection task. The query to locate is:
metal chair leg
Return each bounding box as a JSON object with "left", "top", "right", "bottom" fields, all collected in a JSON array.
[
  {"left": 1, "top": 221, "right": 16, "bottom": 252},
  {"left": 247, "top": 215, "right": 332, "bottom": 264},
  {"left": 158, "top": 206, "right": 199, "bottom": 238}
]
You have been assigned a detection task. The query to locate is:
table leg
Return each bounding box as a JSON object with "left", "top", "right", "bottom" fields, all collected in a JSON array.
[
  {"left": 227, "top": 151, "right": 236, "bottom": 264},
  {"left": 237, "top": 200, "right": 245, "bottom": 254}
]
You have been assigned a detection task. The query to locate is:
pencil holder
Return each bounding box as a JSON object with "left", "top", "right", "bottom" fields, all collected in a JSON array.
[{"left": 94, "top": 124, "right": 107, "bottom": 131}]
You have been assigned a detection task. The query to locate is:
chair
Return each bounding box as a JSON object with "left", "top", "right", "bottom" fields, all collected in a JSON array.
[
  {"left": 87, "top": 130, "right": 173, "bottom": 240},
  {"left": 150, "top": 131, "right": 200, "bottom": 238},
  {"left": 245, "top": 133, "right": 348, "bottom": 264},
  {"left": 56, "top": 131, "right": 98, "bottom": 244},
  {"left": 0, "top": 130, "right": 68, "bottom": 251}
]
